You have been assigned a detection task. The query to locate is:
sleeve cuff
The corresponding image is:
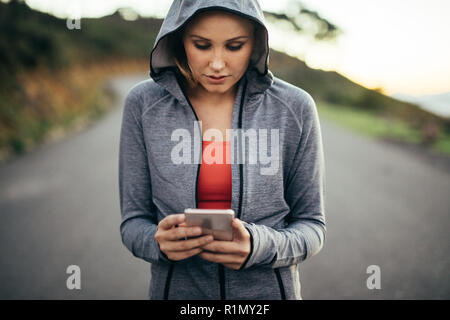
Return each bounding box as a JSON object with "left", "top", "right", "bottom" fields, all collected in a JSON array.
[{"left": 239, "top": 225, "right": 254, "bottom": 270}]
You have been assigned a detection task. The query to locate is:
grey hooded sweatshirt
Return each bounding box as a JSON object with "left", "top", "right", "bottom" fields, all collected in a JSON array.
[{"left": 119, "top": 0, "right": 326, "bottom": 300}]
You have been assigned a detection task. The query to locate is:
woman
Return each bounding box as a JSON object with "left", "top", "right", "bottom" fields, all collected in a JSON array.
[{"left": 119, "top": 0, "right": 326, "bottom": 300}]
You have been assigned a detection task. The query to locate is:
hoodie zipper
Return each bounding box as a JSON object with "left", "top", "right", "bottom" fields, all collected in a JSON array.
[
  {"left": 217, "top": 77, "right": 248, "bottom": 300},
  {"left": 163, "top": 73, "right": 202, "bottom": 300},
  {"left": 274, "top": 268, "right": 286, "bottom": 300},
  {"left": 172, "top": 73, "right": 248, "bottom": 300},
  {"left": 216, "top": 77, "right": 247, "bottom": 300},
  {"left": 236, "top": 77, "right": 247, "bottom": 220}
]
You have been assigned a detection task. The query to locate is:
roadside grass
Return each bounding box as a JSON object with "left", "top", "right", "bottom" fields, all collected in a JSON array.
[
  {"left": 0, "top": 59, "right": 147, "bottom": 165},
  {"left": 316, "top": 100, "right": 450, "bottom": 156}
]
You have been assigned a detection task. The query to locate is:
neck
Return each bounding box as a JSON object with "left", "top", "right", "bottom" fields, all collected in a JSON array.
[{"left": 181, "top": 77, "right": 238, "bottom": 107}]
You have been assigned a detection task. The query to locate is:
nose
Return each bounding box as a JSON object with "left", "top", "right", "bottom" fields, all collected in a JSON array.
[{"left": 209, "top": 52, "right": 226, "bottom": 71}]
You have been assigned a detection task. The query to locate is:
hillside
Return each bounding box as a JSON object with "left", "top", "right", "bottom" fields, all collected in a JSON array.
[
  {"left": 269, "top": 50, "right": 449, "bottom": 133},
  {"left": 1, "top": 0, "right": 449, "bottom": 163}
]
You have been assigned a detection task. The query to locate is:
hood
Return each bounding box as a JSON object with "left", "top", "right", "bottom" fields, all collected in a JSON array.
[{"left": 149, "top": 0, "right": 274, "bottom": 100}]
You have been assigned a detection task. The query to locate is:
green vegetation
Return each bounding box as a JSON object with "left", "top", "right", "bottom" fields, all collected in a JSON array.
[
  {"left": 0, "top": 1, "right": 158, "bottom": 78},
  {"left": 316, "top": 100, "right": 450, "bottom": 154},
  {"left": 317, "top": 101, "right": 422, "bottom": 144},
  {"left": 0, "top": 1, "right": 156, "bottom": 163}
]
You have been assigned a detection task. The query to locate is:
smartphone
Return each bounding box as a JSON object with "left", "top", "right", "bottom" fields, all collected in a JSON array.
[{"left": 184, "top": 208, "right": 235, "bottom": 241}]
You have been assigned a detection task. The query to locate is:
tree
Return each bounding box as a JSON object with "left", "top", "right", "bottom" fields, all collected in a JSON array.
[{"left": 263, "top": 0, "right": 342, "bottom": 42}]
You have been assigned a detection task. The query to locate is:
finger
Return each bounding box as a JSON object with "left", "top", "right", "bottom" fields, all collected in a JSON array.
[
  {"left": 158, "top": 214, "right": 185, "bottom": 230},
  {"left": 164, "top": 226, "right": 203, "bottom": 241},
  {"left": 169, "top": 247, "right": 203, "bottom": 261},
  {"left": 223, "top": 263, "right": 242, "bottom": 270},
  {"left": 232, "top": 218, "right": 248, "bottom": 237},
  {"left": 201, "top": 240, "right": 241, "bottom": 253},
  {"left": 199, "top": 251, "right": 243, "bottom": 265},
  {"left": 163, "top": 234, "right": 214, "bottom": 252}
]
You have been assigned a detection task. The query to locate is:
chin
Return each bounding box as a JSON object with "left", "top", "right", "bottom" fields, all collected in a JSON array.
[{"left": 201, "top": 82, "right": 231, "bottom": 93}]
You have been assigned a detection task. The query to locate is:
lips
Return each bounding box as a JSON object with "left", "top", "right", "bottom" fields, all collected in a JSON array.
[{"left": 205, "top": 75, "right": 229, "bottom": 84}]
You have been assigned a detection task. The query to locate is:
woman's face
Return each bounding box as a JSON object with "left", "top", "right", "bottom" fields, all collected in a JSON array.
[{"left": 182, "top": 10, "right": 255, "bottom": 94}]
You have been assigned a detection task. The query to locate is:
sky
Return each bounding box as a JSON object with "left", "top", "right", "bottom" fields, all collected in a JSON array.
[{"left": 23, "top": 0, "right": 450, "bottom": 97}]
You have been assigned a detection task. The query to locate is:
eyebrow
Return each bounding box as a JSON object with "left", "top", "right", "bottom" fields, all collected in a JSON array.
[{"left": 189, "top": 35, "right": 249, "bottom": 41}]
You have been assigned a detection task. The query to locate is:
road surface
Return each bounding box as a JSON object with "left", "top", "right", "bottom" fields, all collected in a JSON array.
[{"left": 0, "top": 73, "right": 449, "bottom": 299}]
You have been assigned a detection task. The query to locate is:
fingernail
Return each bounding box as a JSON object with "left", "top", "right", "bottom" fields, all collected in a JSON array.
[
  {"left": 194, "top": 227, "right": 202, "bottom": 234},
  {"left": 206, "top": 235, "right": 213, "bottom": 241}
]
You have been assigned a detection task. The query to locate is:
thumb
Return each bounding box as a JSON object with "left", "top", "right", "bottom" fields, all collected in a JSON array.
[{"left": 232, "top": 218, "right": 249, "bottom": 240}]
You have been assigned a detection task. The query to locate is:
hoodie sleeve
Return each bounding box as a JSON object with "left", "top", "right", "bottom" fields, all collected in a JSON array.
[
  {"left": 242, "top": 93, "right": 326, "bottom": 269},
  {"left": 118, "top": 88, "right": 170, "bottom": 264}
]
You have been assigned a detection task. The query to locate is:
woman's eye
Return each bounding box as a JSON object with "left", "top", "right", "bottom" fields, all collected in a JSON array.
[
  {"left": 193, "top": 43, "right": 243, "bottom": 51},
  {"left": 227, "top": 44, "right": 243, "bottom": 51},
  {"left": 194, "top": 44, "right": 210, "bottom": 50}
]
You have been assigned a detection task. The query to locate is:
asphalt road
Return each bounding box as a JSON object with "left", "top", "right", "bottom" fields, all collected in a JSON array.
[{"left": 0, "top": 73, "right": 449, "bottom": 299}]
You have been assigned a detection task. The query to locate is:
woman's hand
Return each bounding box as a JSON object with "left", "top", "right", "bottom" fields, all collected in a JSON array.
[
  {"left": 199, "top": 218, "right": 251, "bottom": 270},
  {"left": 154, "top": 214, "right": 214, "bottom": 261}
]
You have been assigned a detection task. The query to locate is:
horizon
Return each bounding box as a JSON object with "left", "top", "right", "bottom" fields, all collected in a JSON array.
[{"left": 11, "top": 0, "right": 450, "bottom": 100}]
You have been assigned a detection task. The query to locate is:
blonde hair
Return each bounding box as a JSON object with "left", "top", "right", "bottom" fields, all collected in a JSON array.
[{"left": 167, "top": 20, "right": 262, "bottom": 89}]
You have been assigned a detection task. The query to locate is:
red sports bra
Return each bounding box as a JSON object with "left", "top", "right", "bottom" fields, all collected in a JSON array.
[{"left": 197, "top": 140, "right": 231, "bottom": 209}]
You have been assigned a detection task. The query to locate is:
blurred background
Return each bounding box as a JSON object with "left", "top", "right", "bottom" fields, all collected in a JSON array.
[{"left": 0, "top": 0, "right": 448, "bottom": 299}]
